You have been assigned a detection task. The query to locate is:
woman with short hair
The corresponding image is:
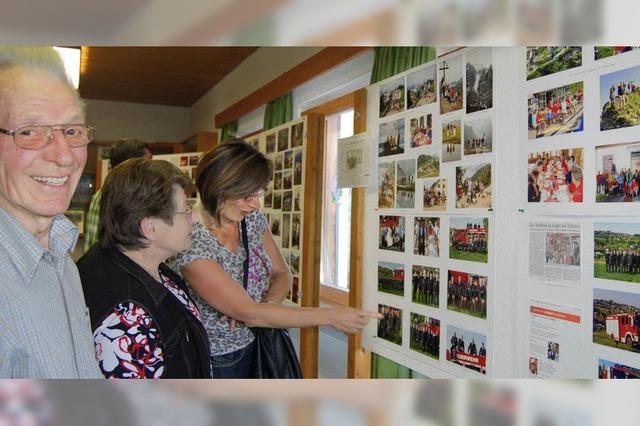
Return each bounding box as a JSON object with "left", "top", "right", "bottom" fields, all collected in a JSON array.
[
  {"left": 78, "top": 159, "right": 211, "bottom": 378},
  {"left": 174, "top": 139, "right": 379, "bottom": 378}
]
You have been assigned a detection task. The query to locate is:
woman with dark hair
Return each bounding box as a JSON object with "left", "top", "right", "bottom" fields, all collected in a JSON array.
[
  {"left": 174, "top": 139, "right": 379, "bottom": 378},
  {"left": 78, "top": 159, "right": 211, "bottom": 378}
]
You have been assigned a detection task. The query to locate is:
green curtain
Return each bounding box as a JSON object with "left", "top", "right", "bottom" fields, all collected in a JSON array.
[
  {"left": 220, "top": 120, "right": 238, "bottom": 143},
  {"left": 371, "top": 353, "right": 416, "bottom": 378},
  {"left": 264, "top": 92, "right": 293, "bottom": 130},
  {"left": 370, "top": 47, "right": 436, "bottom": 84}
]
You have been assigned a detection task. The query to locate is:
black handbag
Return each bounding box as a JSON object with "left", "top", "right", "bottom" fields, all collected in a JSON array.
[{"left": 241, "top": 219, "right": 302, "bottom": 379}]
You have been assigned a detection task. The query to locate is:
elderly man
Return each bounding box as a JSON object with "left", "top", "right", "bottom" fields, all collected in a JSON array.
[{"left": 0, "top": 47, "right": 101, "bottom": 378}]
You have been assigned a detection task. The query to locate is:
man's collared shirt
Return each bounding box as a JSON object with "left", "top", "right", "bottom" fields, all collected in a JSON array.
[{"left": 0, "top": 206, "right": 101, "bottom": 378}]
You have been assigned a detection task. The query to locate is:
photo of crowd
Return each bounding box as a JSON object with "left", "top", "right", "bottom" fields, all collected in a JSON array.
[
  {"left": 417, "top": 154, "right": 439, "bottom": 178},
  {"left": 410, "top": 113, "right": 433, "bottom": 147},
  {"left": 412, "top": 265, "right": 439, "bottom": 307},
  {"left": 593, "top": 288, "right": 640, "bottom": 354},
  {"left": 449, "top": 217, "right": 488, "bottom": 263},
  {"left": 378, "top": 261, "right": 405, "bottom": 296},
  {"left": 379, "top": 77, "right": 405, "bottom": 118},
  {"left": 466, "top": 47, "right": 493, "bottom": 114},
  {"left": 378, "top": 119, "right": 405, "bottom": 157},
  {"left": 447, "top": 270, "right": 488, "bottom": 319},
  {"left": 423, "top": 178, "right": 447, "bottom": 211},
  {"left": 414, "top": 216, "right": 440, "bottom": 257},
  {"left": 410, "top": 313, "right": 440, "bottom": 360},
  {"left": 446, "top": 325, "right": 487, "bottom": 375},
  {"left": 598, "top": 358, "right": 640, "bottom": 379},
  {"left": 595, "top": 142, "right": 640, "bottom": 203},
  {"left": 594, "top": 222, "right": 640, "bottom": 284},
  {"left": 397, "top": 159, "right": 416, "bottom": 208},
  {"left": 442, "top": 119, "right": 462, "bottom": 162},
  {"left": 526, "top": 47, "right": 582, "bottom": 80},
  {"left": 455, "top": 163, "right": 492, "bottom": 208},
  {"left": 378, "top": 161, "right": 396, "bottom": 208},
  {"left": 545, "top": 231, "right": 580, "bottom": 266},
  {"left": 439, "top": 56, "right": 464, "bottom": 114},
  {"left": 600, "top": 65, "right": 640, "bottom": 131},
  {"left": 407, "top": 64, "right": 436, "bottom": 109},
  {"left": 378, "top": 304, "right": 402, "bottom": 346},
  {"left": 464, "top": 116, "right": 492, "bottom": 155},
  {"left": 379, "top": 215, "right": 405, "bottom": 252},
  {"left": 527, "top": 81, "right": 584, "bottom": 139},
  {"left": 527, "top": 148, "right": 584, "bottom": 203}
]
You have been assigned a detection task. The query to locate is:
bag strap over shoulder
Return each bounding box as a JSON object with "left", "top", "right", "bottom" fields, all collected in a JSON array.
[{"left": 241, "top": 218, "right": 249, "bottom": 290}]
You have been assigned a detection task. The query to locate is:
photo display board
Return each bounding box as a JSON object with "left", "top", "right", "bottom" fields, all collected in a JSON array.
[
  {"left": 519, "top": 46, "right": 640, "bottom": 379},
  {"left": 246, "top": 118, "right": 307, "bottom": 305},
  {"left": 363, "top": 48, "right": 496, "bottom": 377}
]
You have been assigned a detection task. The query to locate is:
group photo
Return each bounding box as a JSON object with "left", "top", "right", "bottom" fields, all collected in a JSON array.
[
  {"left": 378, "top": 262, "right": 405, "bottom": 296},
  {"left": 379, "top": 77, "right": 405, "bottom": 118},
  {"left": 455, "top": 163, "right": 492, "bottom": 208},
  {"left": 379, "top": 215, "right": 406, "bottom": 252},
  {"left": 463, "top": 116, "right": 493, "bottom": 155},
  {"left": 410, "top": 113, "right": 433, "bottom": 147},
  {"left": 595, "top": 141, "right": 640, "bottom": 203},
  {"left": 446, "top": 325, "right": 487, "bottom": 375},
  {"left": 600, "top": 64, "right": 640, "bottom": 131},
  {"left": 423, "top": 178, "right": 447, "bottom": 211},
  {"left": 409, "top": 314, "right": 440, "bottom": 360},
  {"left": 442, "top": 119, "right": 462, "bottom": 163},
  {"left": 527, "top": 148, "right": 584, "bottom": 203},
  {"left": 449, "top": 217, "right": 488, "bottom": 263},
  {"left": 594, "top": 222, "right": 640, "bottom": 284},
  {"left": 438, "top": 56, "right": 464, "bottom": 114},
  {"left": 407, "top": 65, "right": 436, "bottom": 109},
  {"left": 527, "top": 81, "right": 584, "bottom": 139},
  {"left": 378, "top": 304, "right": 403, "bottom": 346},
  {"left": 447, "top": 270, "right": 488, "bottom": 319},
  {"left": 378, "top": 119, "right": 405, "bottom": 157},
  {"left": 412, "top": 265, "right": 440, "bottom": 307},
  {"left": 413, "top": 216, "right": 440, "bottom": 257}
]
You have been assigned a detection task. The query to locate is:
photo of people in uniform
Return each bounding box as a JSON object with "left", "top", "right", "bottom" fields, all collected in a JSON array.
[
  {"left": 414, "top": 216, "right": 440, "bottom": 257},
  {"left": 545, "top": 230, "right": 580, "bottom": 267},
  {"left": 410, "top": 113, "right": 433, "bottom": 147},
  {"left": 598, "top": 358, "right": 640, "bottom": 379},
  {"left": 423, "top": 178, "right": 447, "bottom": 211},
  {"left": 527, "top": 81, "right": 584, "bottom": 139},
  {"left": 593, "top": 288, "right": 640, "bottom": 354},
  {"left": 526, "top": 47, "right": 582, "bottom": 80},
  {"left": 379, "top": 215, "right": 405, "bottom": 252},
  {"left": 291, "top": 122, "right": 304, "bottom": 147},
  {"left": 446, "top": 325, "right": 487, "bottom": 375},
  {"left": 447, "top": 270, "right": 488, "bottom": 319},
  {"left": 278, "top": 127, "right": 289, "bottom": 151},
  {"left": 600, "top": 65, "right": 640, "bottom": 131},
  {"left": 379, "top": 77, "right": 405, "bottom": 118},
  {"left": 410, "top": 313, "right": 440, "bottom": 360},
  {"left": 407, "top": 64, "right": 436, "bottom": 109},
  {"left": 378, "top": 261, "right": 405, "bottom": 296},
  {"left": 417, "top": 154, "right": 439, "bottom": 178},
  {"left": 379, "top": 119, "right": 405, "bottom": 157},
  {"left": 595, "top": 142, "right": 640, "bottom": 203},
  {"left": 594, "top": 222, "right": 640, "bottom": 284},
  {"left": 397, "top": 159, "right": 416, "bottom": 208},
  {"left": 442, "top": 119, "right": 462, "bottom": 162},
  {"left": 438, "top": 56, "right": 463, "bottom": 114},
  {"left": 466, "top": 47, "right": 493, "bottom": 114},
  {"left": 412, "top": 265, "right": 439, "bottom": 307},
  {"left": 378, "top": 304, "right": 402, "bottom": 346},
  {"left": 527, "top": 148, "right": 583, "bottom": 203},
  {"left": 456, "top": 163, "right": 492, "bottom": 208},
  {"left": 378, "top": 161, "right": 396, "bottom": 208},
  {"left": 449, "top": 217, "right": 488, "bottom": 263},
  {"left": 464, "top": 116, "right": 493, "bottom": 155}
]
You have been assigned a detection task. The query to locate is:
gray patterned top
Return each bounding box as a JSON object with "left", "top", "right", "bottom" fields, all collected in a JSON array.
[{"left": 174, "top": 210, "right": 273, "bottom": 356}]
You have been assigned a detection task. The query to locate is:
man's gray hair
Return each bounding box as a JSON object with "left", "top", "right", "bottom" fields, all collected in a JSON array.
[{"left": 0, "top": 46, "right": 74, "bottom": 88}]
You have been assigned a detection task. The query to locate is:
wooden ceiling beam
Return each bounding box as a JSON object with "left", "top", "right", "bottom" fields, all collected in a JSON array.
[{"left": 214, "top": 46, "right": 370, "bottom": 127}]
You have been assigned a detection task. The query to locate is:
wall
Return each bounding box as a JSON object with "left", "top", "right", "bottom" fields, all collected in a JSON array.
[
  {"left": 85, "top": 98, "right": 191, "bottom": 142},
  {"left": 189, "top": 47, "right": 324, "bottom": 133}
]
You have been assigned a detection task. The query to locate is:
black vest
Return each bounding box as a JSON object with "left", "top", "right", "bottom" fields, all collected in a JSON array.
[{"left": 77, "top": 245, "right": 211, "bottom": 378}]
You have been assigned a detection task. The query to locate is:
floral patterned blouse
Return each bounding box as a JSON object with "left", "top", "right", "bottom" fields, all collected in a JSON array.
[
  {"left": 174, "top": 210, "right": 273, "bottom": 356},
  {"left": 92, "top": 271, "right": 202, "bottom": 379}
]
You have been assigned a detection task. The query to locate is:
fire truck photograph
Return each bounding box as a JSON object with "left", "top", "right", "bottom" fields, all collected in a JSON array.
[
  {"left": 449, "top": 216, "right": 488, "bottom": 263},
  {"left": 379, "top": 215, "right": 406, "bottom": 252},
  {"left": 593, "top": 288, "right": 640, "bottom": 354},
  {"left": 410, "top": 313, "right": 440, "bottom": 360},
  {"left": 378, "top": 304, "right": 402, "bottom": 346},
  {"left": 412, "top": 265, "right": 439, "bottom": 308},
  {"left": 414, "top": 216, "right": 440, "bottom": 257},
  {"left": 598, "top": 358, "right": 640, "bottom": 379},
  {"left": 447, "top": 269, "right": 487, "bottom": 319},
  {"left": 446, "top": 325, "right": 487, "bottom": 375},
  {"left": 378, "top": 261, "right": 405, "bottom": 296}
]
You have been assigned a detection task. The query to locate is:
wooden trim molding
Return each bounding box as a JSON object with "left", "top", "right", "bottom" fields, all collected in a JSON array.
[
  {"left": 320, "top": 284, "right": 349, "bottom": 307},
  {"left": 215, "top": 47, "right": 370, "bottom": 127}
]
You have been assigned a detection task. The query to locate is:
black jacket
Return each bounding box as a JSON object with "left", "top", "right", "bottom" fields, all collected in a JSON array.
[{"left": 77, "top": 245, "right": 211, "bottom": 378}]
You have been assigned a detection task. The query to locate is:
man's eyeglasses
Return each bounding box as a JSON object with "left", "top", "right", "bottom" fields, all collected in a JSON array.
[
  {"left": 0, "top": 124, "right": 95, "bottom": 150},
  {"left": 242, "top": 191, "right": 265, "bottom": 202},
  {"left": 175, "top": 206, "right": 193, "bottom": 220}
]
